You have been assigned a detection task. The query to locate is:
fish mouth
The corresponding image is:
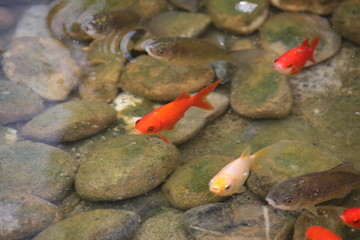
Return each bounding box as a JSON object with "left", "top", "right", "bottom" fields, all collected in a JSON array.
[
  {"left": 140, "top": 39, "right": 155, "bottom": 50},
  {"left": 133, "top": 128, "right": 142, "bottom": 134},
  {"left": 265, "top": 197, "right": 277, "bottom": 207},
  {"left": 209, "top": 185, "right": 221, "bottom": 195},
  {"left": 273, "top": 64, "right": 292, "bottom": 75}
]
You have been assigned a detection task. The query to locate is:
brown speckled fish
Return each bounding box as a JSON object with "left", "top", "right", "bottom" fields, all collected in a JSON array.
[{"left": 266, "top": 162, "right": 360, "bottom": 216}]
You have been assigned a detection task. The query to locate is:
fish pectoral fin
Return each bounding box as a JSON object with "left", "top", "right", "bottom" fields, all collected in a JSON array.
[
  {"left": 239, "top": 146, "right": 251, "bottom": 159},
  {"left": 304, "top": 205, "right": 318, "bottom": 217},
  {"left": 237, "top": 185, "right": 246, "bottom": 193},
  {"left": 157, "top": 133, "right": 171, "bottom": 144}
]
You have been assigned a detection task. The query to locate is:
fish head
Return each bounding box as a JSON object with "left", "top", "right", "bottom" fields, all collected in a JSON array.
[
  {"left": 142, "top": 37, "right": 177, "bottom": 60},
  {"left": 273, "top": 58, "right": 294, "bottom": 75},
  {"left": 81, "top": 14, "right": 108, "bottom": 37},
  {"left": 134, "top": 116, "right": 162, "bottom": 135},
  {"left": 209, "top": 173, "right": 236, "bottom": 196},
  {"left": 266, "top": 181, "right": 302, "bottom": 211}
]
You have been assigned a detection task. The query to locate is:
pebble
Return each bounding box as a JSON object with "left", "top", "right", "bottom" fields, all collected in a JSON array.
[
  {"left": 270, "top": 0, "right": 341, "bottom": 15},
  {"left": 120, "top": 55, "right": 214, "bottom": 101},
  {"left": 2, "top": 37, "right": 80, "bottom": 101},
  {"left": 260, "top": 13, "right": 341, "bottom": 66},
  {"left": 0, "top": 6, "right": 15, "bottom": 31},
  {"left": 332, "top": 0, "right": 360, "bottom": 44},
  {"left": 0, "top": 126, "right": 18, "bottom": 145},
  {"left": 0, "top": 80, "right": 45, "bottom": 125},
  {"left": 183, "top": 203, "right": 295, "bottom": 240},
  {"left": 230, "top": 51, "right": 293, "bottom": 119},
  {"left": 75, "top": 134, "right": 181, "bottom": 201},
  {"left": 20, "top": 99, "right": 117, "bottom": 143},
  {"left": 0, "top": 141, "right": 77, "bottom": 202},
  {"left": 206, "top": 0, "right": 269, "bottom": 34},
  {"left": 133, "top": 207, "right": 194, "bottom": 240},
  {"left": 0, "top": 192, "right": 58, "bottom": 240},
  {"left": 162, "top": 155, "right": 234, "bottom": 210},
  {"left": 34, "top": 209, "right": 140, "bottom": 240}
]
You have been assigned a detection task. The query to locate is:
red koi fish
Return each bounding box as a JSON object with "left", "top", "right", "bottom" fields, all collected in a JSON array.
[
  {"left": 134, "top": 80, "right": 222, "bottom": 143},
  {"left": 274, "top": 37, "right": 320, "bottom": 75},
  {"left": 306, "top": 226, "right": 342, "bottom": 240},
  {"left": 340, "top": 207, "right": 360, "bottom": 229}
]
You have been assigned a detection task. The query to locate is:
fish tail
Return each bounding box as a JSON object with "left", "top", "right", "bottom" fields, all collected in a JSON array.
[
  {"left": 192, "top": 80, "right": 222, "bottom": 110},
  {"left": 309, "top": 37, "right": 320, "bottom": 63}
]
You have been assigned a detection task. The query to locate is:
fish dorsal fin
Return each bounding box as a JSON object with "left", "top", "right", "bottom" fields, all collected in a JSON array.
[
  {"left": 327, "top": 162, "right": 360, "bottom": 175},
  {"left": 174, "top": 92, "right": 191, "bottom": 101},
  {"left": 239, "top": 146, "right": 251, "bottom": 159},
  {"left": 301, "top": 38, "right": 310, "bottom": 48}
]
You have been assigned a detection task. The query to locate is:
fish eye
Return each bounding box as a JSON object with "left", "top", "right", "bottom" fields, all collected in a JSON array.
[
  {"left": 225, "top": 184, "right": 231, "bottom": 190},
  {"left": 147, "top": 126, "right": 155, "bottom": 132},
  {"left": 158, "top": 50, "right": 166, "bottom": 55},
  {"left": 283, "top": 196, "right": 293, "bottom": 204}
]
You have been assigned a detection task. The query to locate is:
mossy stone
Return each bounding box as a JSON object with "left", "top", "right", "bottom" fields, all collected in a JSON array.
[
  {"left": 75, "top": 134, "right": 181, "bottom": 201},
  {"left": 270, "top": 0, "right": 341, "bottom": 15},
  {"left": 231, "top": 51, "right": 292, "bottom": 119},
  {"left": 34, "top": 209, "right": 140, "bottom": 240},
  {"left": 162, "top": 155, "right": 233, "bottom": 210}
]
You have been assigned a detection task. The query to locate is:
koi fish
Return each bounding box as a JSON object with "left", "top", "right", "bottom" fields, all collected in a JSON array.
[
  {"left": 266, "top": 162, "right": 360, "bottom": 216},
  {"left": 134, "top": 80, "right": 222, "bottom": 143},
  {"left": 306, "top": 226, "right": 342, "bottom": 240},
  {"left": 209, "top": 142, "right": 285, "bottom": 196},
  {"left": 274, "top": 37, "right": 320, "bottom": 75},
  {"left": 141, "top": 37, "right": 264, "bottom": 66},
  {"left": 340, "top": 207, "right": 360, "bottom": 229}
]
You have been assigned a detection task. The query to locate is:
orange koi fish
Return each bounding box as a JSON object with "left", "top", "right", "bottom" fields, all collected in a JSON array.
[
  {"left": 340, "top": 207, "right": 360, "bottom": 229},
  {"left": 134, "top": 80, "right": 222, "bottom": 143},
  {"left": 274, "top": 37, "right": 320, "bottom": 75},
  {"left": 306, "top": 226, "right": 342, "bottom": 240}
]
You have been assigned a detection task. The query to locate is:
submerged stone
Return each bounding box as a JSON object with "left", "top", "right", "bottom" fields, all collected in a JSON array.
[
  {"left": 34, "top": 209, "right": 140, "bottom": 240},
  {"left": 2, "top": 37, "right": 80, "bottom": 101},
  {"left": 231, "top": 51, "right": 292, "bottom": 119},
  {"left": 0, "top": 192, "right": 58, "bottom": 240},
  {"left": 75, "top": 134, "right": 180, "bottom": 201},
  {"left": 332, "top": 0, "right": 360, "bottom": 44},
  {"left": 120, "top": 55, "right": 214, "bottom": 101},
  {"left": 183, "top": 203, "right": 295, "bottom": 240},
  {"left": 162, "top": 155, "right": 234, "bottom": 210},
  {"left": 260, "top": 13, "right": 341, "bottom": 66},
  {"left": 0, "top": 80, "right": 45, "bottom": 125},
  {"left": 133, "top": 208, "right": 193, "bottom": 240},
  {"left": 20, "top": 99, "right": 117, "bottom": 143},
  {"left": 169, "top": 0, "right": 204, "bottom": 12},
  {"left": 0, "top": 141, "right": 77, "bottom": 202},
  {"left": 0, "top": 6, "right": 15, "bottom": 31},
  {"left": 147, "top": 11, "right": 211, "bottom": 38},
  {"left": 246, "top": 140, "right": 342, "bottom": 198},
  {"left": 270, "top": 0, "right": 341, "bottom": 15},
  {"left": 206, "top": 0, "right": 269, "bottom": 34}
]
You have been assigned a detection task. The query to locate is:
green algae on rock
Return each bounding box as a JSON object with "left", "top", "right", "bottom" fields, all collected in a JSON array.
[
  {"left": 0, "top": 80, "right": 45, "bottom": 125},
  {"left": 75, "top": 134, "right": 180, "bottom": 201},
  {"left": 260, "top": 13, "right": 341, "bottom": 66},
  {"left": 183, "top": 203, "right": 295, "bottom": 240},
  {"left": 162, "top": 155, "right": 234, "bottom": 210},
  {"left": 0, "top": 192, "right": 58, "bottom": 240},
  {"left": 230, "top": 51, "right": 292, "bottom": 119},
  {"left": 332, "top": 0, "right": 360, "bottom": 44},
  {"left": 147, "top": 11, "right": 211, "bottom": 38},
  {"left": 20, "top": 100, "right": 117, "bottom": 143},
  {"left": 133, "top": 207, "right": 193, "bottom": 240},
  {"left": 270, "top": 0, "right": 341, "bottom": 15},
  {"left": 0, "top": 141, "right": 77, "bottom": 202},
  {"left": 120, "top": 55, "right": 214, "bottom": 101},
  {"left": 293, "top": 206, "right": 360, "bottom": 240},
  {"left": 34, "top": 209, "right": 140, "bottom": 240},
  {"left": 206, "top": 0, "right": 269, "bottom": 34},
  {"left": 2, "top": 37, "right": 80, "bottom": 101},
  {"left": 169, "top": 0, "right": 204, "bottom": 12},
  {"left": 247, "top": 140, "right": 342, "bottom": 198}
]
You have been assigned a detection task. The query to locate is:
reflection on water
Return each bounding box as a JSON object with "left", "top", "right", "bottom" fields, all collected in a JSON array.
[{"left": 0, "top": 0, "right": 360, "bottom": 239}]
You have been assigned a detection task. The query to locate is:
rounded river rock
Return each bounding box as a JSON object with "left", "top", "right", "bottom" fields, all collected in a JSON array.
[{"left": 75, "top": 134, "right": 181, "bottom": 201}]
